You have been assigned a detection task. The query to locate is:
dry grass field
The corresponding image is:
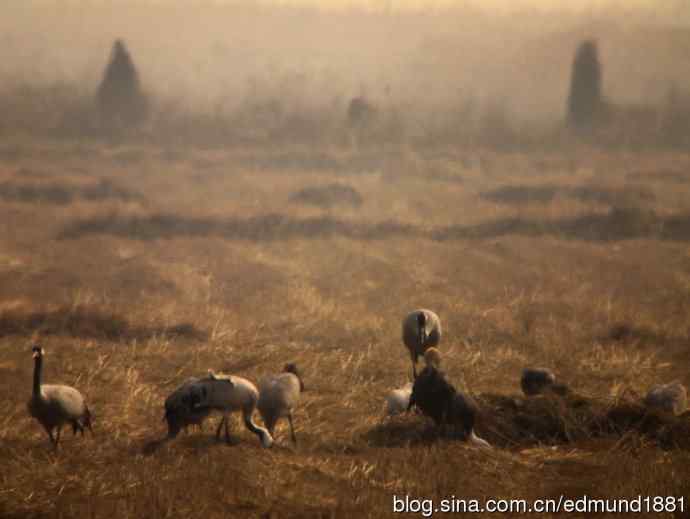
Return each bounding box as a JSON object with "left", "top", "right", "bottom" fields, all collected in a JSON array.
[{"left": 1, "top": 138, "right": 690, "bottom": 518}]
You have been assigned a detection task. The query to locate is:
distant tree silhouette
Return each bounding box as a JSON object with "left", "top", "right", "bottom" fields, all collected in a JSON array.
[
  {"left": 96, "top": 39, "right": 148, "bottom": 130},
  {"left": 567, "top": 40, "right": 603, "bottom": 130}
]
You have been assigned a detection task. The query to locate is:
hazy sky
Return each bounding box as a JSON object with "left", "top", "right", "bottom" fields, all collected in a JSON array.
[
  {"left": 5, "top": 0, "right": 686, "bottom": 17},
  {"left": 8, "top": 0, "right": 687, "bottom": 25},
  {"left": 2, "top": 0, "right": 666, "bottom": 8},
  {"left": 167, "top": 0, "right": 675, "bottom": 15}
]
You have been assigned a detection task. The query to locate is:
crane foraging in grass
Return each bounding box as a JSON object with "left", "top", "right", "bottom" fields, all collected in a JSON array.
[
  {"left": 402, "top": 309, "right": 442, "bottom": 380},
  {"left": 644, "top": 381, "right": 687, "bottom": 416},
  {"left": 164, "top": 376, "right": 212, "bottom": 437},
  {"left": 258, "top": 363, "right": 304, "bottom": 445},
  {"left": 27, "top": 345, "right": 93, "bottom": 448},
  {"left": 164, "top": 370, "right": 273, "bottom": 448},
  {"left": 521, "top": 367, "right": 569, "bottom": 397}
]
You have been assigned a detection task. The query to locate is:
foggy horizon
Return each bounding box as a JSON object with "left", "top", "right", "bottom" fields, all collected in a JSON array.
[{"left": 2, "top": 0, "right": 690, "bottom": 132}]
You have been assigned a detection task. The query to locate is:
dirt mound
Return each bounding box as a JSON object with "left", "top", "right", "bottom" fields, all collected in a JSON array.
[
  {"left": 476, "top": 392, "right": 690, "bottom": 450},
  {"left": 367, "top": 392, "right": 690, "bottom": 451}
]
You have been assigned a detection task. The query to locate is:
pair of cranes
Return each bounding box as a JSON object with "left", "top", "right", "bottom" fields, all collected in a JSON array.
[{"left": 399, "top": 308, "right": 490, "bottom": 447}]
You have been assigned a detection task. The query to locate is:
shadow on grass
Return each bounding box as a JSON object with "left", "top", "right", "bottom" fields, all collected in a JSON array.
[
  {"left": 361, "top": 415, "right": 462, "bottom": 448},
  {"left": 58, "top": 213, "right": 418, "bottom": 241},
  {"left": 141, "top": 425, "right": 255, "bottom": 456},
  {"left": 0, "top": 178, "right": 144, "bottom": 205},
  {"left": 480, "top": 184, "right": 655, "bottom": 206},
  {"left": 289, "top": 183, "right": 363, "bottom": 208},
  {"left": 56, "top": 207, "right": 690, "bottom": 243},
  {"left": 141, "top": 437, "right": 170, "bottom": 456},
  {"left": 0, "top": 305, "right": 207, "bottom": 341},
  {"left": 626, "top": 169, "right": 690, "bottom": 184},
  {"left": 596, "top": 322, "right": 683, "bottom": 347},
  {"left": 0, "top": 509, "right": 53, "bottom": 519},
  {"left": 434, "top": 207, "right": 667, "bottom": 242}
]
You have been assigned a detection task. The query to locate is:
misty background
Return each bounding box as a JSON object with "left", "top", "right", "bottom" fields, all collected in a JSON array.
[{"left": 2, "top": 0, "right": 690, "bottom": 146}]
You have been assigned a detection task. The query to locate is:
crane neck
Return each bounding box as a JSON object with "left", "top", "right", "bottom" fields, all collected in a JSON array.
[
  {"left": 32, "top": 355, "right": 42, "bottom": 396},
  {"left": 243, "top": 414, "right": 273, "bottom": 448}
]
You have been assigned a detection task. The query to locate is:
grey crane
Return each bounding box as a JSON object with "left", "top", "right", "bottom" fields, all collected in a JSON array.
[
  {"left": 27, "top": 346, "right": 92, "bottom": 448},
  {"left": 258, "top": 363, "right": 304, "bottom": 445},
  {"left": 402, "top": 309, "right": 442, "bottom": 380}
]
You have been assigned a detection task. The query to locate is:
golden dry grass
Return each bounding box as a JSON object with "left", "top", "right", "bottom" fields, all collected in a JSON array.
[{"left": 1, "top": 139, "right": 690, "bottom": 518}]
